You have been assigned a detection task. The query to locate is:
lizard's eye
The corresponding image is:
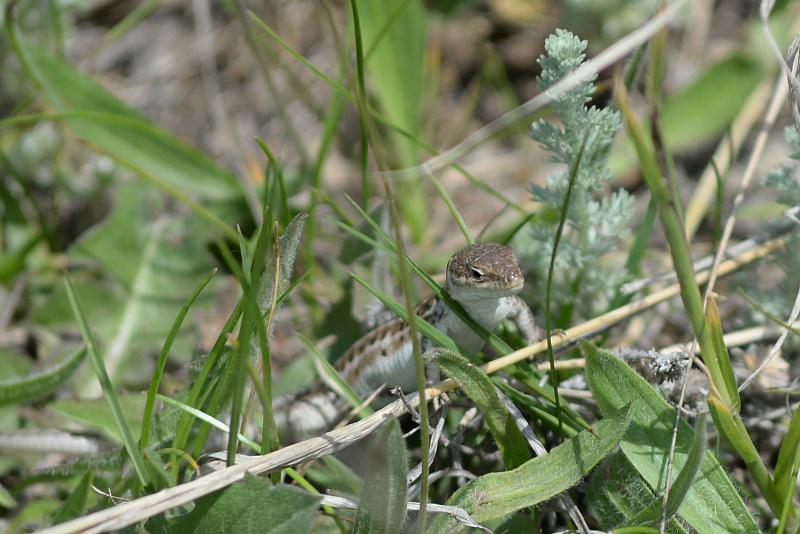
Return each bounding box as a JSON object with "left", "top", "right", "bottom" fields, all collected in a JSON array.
[{"left": 470, "top": 267, "right": 484, "bottom": 279}]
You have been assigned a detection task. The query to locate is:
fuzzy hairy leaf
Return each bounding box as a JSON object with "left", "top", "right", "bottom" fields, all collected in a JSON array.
[
  {"left": 428, "top": 406, "right": 630, "bottom": 532},
  {"left": 353, "top": 419, "right": 408, "bottom": 534},
  {"left": 0, "top": 346, "right": 85, "bottom": 406},
  {"left": 428, "top": 350, "right": 530, "bottom": 469},
  {"left": 170, "top": 474, "right": 318, "bottom": 533},
  {"left": 583, "top": 343, "right": 759, "bottom": 533}
]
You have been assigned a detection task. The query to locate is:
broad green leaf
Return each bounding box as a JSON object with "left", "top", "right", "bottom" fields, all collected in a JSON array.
[
  {"left": 428, "top": 350, "right": 530, "bottom": 469},
  {"left": 49, "top": 394, "right": 145, "bottom": 444},
  {"left": 353, "top": 419, "right": 409, "bottom": 534},
  {"left": 51, "top": 469, "right": 94, "bottom": 524},
  {"left": 20, "top": 46, "right": 243, "bottom": 208},
  {"left": 0, "top": 346, "right": 85, "bottom": 406},
  {"left": 428, "top": 406, "right": 630, "bottom": 531},
  {"left": 632, "top": 415, "right": 708, "bottom": 525},
  {"left": 583, "top": 343, "right": 759, "bottom": 534},
  {"left": 170, "top": 474, "right": 319, "bottom": 533},
  {"left": 610, "top": 53, "right": 764, "bottom": 176},
  {"left": 359, "top": 0, "right": 425, "bottom": 166},
  {"left": 33, "top": 182, "right": 216, "bottom": 391},
  {"left": 586, "top": 451, "right": 689, "bottom": 533}
]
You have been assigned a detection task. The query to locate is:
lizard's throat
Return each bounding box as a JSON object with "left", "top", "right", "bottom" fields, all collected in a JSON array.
[{"left": 446, "top": 281, "right": 524, "bottom": 301}]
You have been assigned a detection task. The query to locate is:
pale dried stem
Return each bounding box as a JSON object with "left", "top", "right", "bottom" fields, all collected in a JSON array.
[
  {"left": 662, "top": 8, "right": 796, "bottom": 529},
  {"left": 683, "top": 79, "right": 775, "bottom": 239},
  {"left": 702, "top": 75, "right": 788, "bottom": 302},
  {"left": 370, "top": 0, "right": 688, "bottom": 180},
  {"left": 40, "top": 234, "right": 784, "bottom": 534}
]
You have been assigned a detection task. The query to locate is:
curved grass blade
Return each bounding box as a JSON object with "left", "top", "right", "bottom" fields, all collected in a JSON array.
[
  {"left": 64, "top": 273, "right": 150, "bottom": 487},
  {"left": 427, "top": 349, "right": 529, "bottom": 469},
  {"left": 140, "top": 268, "right": 217, "bottom": 450}
]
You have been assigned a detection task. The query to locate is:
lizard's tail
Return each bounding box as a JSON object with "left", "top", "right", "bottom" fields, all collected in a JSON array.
[{"left": 273, "top": 386, "right": 346, "bottom": 442}]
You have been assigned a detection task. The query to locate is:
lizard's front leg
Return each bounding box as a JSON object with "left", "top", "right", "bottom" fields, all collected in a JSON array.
[
  {"left": 504, "top": 295, "right": 541, "bottom": 345},
  {"left": 421, "top": 336, "right": 442, "bottom": 385}
]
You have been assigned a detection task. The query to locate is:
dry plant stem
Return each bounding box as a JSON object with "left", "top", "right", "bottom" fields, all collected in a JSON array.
[
  {"left": 191, "top": 0, "right": 260, "bottom": 224},
  {"left": 40, "top": 237, "right": 783, "bottom": 534},
  {"left": 683, "top": 78, "right": 774, "bottom": 238},
  {"left": 371, "top": 0, "right": 688, "bottom": 180},
  {"left": 622, "top": 223, "right": 793, "bottom": 294},
  {"left": 660, "top": 321, "right": 800, "bottom": 354},
  {"left": 736, "top": 54, "right": 800, "bottom": 393},
  {"left": 702, "top": 73, "right": 788, "bottom": 301},
  {"left": 229, "top": 0, "right": 309, "bottom": 170},
  {"left": 661, "top": 64, "right": 790, "bottom": 533}
]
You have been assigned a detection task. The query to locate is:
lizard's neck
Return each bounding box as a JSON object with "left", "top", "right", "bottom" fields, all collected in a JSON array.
[{"left": 438, "top": 286, "right": 517, "bottom": 353}]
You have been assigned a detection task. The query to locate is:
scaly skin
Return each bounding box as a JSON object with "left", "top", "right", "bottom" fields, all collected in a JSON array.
[{"left": 275, "top": 243, "right": 538, "bottom": 440}]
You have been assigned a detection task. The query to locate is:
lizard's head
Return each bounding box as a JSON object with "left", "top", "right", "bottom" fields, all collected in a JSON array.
[{"left": 446, "top": 243, "right": 524, "bottom": 301}]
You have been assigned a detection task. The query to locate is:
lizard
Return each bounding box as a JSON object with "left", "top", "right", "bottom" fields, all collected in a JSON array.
[{"left": 274, "top": 243, "right": 539, "bottom": 441}]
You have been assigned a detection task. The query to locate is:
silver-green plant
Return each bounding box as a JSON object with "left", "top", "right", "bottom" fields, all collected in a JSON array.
[{"left": 515, "top": 29, "right": 634, "bottom": 321}]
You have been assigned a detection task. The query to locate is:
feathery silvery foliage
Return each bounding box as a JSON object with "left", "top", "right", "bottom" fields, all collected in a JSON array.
[
  {"left": 756, "top": 126, "right": 800, "bottom": 323},
  {"left": 516, "top": 29, "right": 634, "bottom": 320}
]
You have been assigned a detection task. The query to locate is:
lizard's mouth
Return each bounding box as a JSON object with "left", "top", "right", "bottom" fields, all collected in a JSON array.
[{"left": 452, "top": 278, "right": 524, "bottom": 300}]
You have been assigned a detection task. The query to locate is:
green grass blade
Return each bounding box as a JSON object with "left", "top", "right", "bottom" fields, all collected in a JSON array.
[
  {"left": 297, "top": 334, "right": 370, "bottom": 416},
  {"left": 428, "top": 406, "right": 631, "bottom": 531},
  {"left": 631, "top": 415, "right": 707, "bottom": 525},
  {"left": 427, "top": 349, "right": 530, "bottom": 468},
  {"left": 775, "top": 404, "right": 800, "bottom": 502},
  {"left": 140, "top": 268, "right": 216, "bottom": 450},
  {"left": 0, "top": 345, "right": 85, "bottom": 406},
  {"left": 543, "top": 131, "right": 589, "bottom": 436},
  {"left": 63, "top": 273, "right": 150, "bottom": 487},
  {"left": 171, "top": 300, "right": 243, "bottom": 457},
  {"left": 775, "top": 406, "right": 800, "bottom": 532},
  {"left": 351, "top": 272, "right": 457, "bottom": 353},
  {"left": 156, "top": 394, "right": 260, "bottom": 452},
  {"left": 705, "top": 298, "right": 741, "bottom": 410}
]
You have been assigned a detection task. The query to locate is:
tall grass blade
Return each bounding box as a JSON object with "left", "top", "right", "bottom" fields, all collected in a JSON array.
[
  {"left": 63, "top": 274, "right": 150, "bottom": 486},
  {"left": 140, "top": 268, "right": 216, "bottom": 450}
]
